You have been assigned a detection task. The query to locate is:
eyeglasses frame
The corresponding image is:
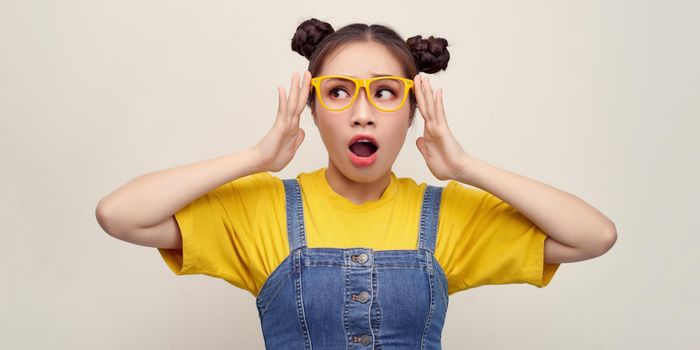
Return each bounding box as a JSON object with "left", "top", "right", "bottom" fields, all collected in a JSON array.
[{"left": 310, "top": 75, "right": 415, "bottom": 112}]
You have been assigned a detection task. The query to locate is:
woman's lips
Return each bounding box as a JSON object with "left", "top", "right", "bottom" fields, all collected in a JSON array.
[
  {"left": 347, "top": 133, "right": 379, "bottom": 167},
  {"left": 347, "top": 133, "right": 379, "bottom": 148},
  {"left": 348, "top": 148, "right": 377, "bottom": 167}
]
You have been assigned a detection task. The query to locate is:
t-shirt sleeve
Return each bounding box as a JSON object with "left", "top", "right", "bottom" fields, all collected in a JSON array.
[
  {"left": 436, "top": 180, "right": 561, "bottom": 295},
  {"left": 157, "top": 171, "right": 279, "bottom": 295}
]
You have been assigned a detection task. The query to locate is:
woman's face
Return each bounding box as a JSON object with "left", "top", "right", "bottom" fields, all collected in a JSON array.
[{"left": 311, "top": 40, "right": 412, "bottom": 183}]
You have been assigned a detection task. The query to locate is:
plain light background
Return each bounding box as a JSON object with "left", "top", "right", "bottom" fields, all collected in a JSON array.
[{"left": 2, "top": 0, "right": 698, "bottom": 349}]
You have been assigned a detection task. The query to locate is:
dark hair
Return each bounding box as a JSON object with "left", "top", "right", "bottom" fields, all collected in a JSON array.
[{"left": 291, "top": 18, "right": 450, "bottom": 125}]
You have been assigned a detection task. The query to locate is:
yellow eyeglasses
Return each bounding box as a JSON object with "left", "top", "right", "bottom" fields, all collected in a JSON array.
[{"left": 310, "top": 75, "right": 414, "bottom": 112}]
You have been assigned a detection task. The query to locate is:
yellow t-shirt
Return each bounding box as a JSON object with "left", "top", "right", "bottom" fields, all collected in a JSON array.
[{"left": 158, "top": 167, "right": 560, "bottom": 297}]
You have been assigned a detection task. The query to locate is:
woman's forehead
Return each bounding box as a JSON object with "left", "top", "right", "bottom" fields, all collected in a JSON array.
[{"left": 318, "top": 41, "right": 404, "bottom": 77}]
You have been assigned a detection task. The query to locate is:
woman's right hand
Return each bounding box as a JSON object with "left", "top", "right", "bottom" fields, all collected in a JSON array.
[{"left": 253, "top": 71, "right": 312, "bottom": 173}]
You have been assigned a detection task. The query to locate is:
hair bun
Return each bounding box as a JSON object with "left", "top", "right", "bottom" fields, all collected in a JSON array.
[
  {"left": 291, "top": 18, "right": 335, "bottom": 60},
  {"left": 406, "top": 35, "right": 450, "bottom": 74}
]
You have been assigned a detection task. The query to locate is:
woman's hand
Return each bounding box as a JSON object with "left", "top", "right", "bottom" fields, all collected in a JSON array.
[
  {"left": 413, "top": 74, "right": 472, "bottom": 181},
  {"left": 253, "top": 71, "right": 311, "bottom": 172}
]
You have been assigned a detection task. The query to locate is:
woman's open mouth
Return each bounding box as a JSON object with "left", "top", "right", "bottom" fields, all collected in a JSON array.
[{"left": 347, "top": 135, "right": 379, "bottom": 167}]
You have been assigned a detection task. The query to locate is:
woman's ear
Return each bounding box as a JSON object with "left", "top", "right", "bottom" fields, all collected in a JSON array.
[{"left": 310, "top": 107, "right": 319, "bottom": 127}]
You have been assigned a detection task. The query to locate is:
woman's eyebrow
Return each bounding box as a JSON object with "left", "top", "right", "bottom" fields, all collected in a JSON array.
[{"left": 343, "top": 73, "right": 394, "bottom": 78}]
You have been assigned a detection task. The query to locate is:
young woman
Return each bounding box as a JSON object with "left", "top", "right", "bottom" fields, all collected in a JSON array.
[{"left": 96, "top": 18, "right": 617, "bottom": 349}]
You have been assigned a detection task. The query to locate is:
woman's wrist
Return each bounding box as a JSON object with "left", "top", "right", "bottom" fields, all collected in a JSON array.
[{"left": 453, "top": 154, "right": 482, "bottom": 186}]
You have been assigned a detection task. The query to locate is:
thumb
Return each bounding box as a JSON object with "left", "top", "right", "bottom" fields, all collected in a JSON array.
[
  {"left": 293, "top": 128, "right": 305, "bottom": 150},
  {"left": 416, "top": 137, "right": 427, "bottom": 159}
]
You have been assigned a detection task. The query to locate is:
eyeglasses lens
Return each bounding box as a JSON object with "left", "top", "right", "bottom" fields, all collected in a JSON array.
[{"left": 319, "top": 77, "right": 405, "bottom": 111}]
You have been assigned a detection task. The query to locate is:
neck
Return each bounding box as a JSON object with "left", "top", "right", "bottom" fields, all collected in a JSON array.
[{"left": 325, "top": 161, "right": 392, "bottom": 205}]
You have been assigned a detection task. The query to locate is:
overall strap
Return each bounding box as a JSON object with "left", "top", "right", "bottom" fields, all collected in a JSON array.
[
  {"left": 418, "top": 185, "right": 444, "bottom": 252},
  {"left": 282, "top": 178, "right": 307, "bottom": 252}
]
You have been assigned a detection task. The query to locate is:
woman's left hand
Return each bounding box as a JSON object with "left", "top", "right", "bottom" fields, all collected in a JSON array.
[{"left": 413, "top": 74, "right": 472, "bottom": 181}]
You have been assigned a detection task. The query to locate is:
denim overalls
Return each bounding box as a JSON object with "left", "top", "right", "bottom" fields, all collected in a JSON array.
[{"left": 255, "top": 178, "right": 449, "bottom": 349}]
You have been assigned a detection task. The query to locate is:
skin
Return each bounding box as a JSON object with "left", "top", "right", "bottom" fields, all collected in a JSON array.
[
  {"left": 310, "top": 41, "right": 429, "bottom": 205},
  {"left": 98, "top": 31, "right": 615, "bottom": 263},
  {"left": 256, "top": 40, "right": 457, "bottom": 206},
  {"left": 255, "top": 40, "right": 617, "bottom": 264}
]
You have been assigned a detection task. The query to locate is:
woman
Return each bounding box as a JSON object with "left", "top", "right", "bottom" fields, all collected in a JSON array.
[{"left": 96, "top": 18, "right": 617, "bottom": 349}]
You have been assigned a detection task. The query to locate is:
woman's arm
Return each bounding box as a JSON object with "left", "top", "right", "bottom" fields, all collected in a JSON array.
[
  {"left": 411, "top": 74, "right": 616, "bottom": 264},
  {"left": 458, "top": 156, "right": 618, "bottom": 264},
  {"left": 95, "top": 148, "right": 264, "bottom": 247},
  {"left": 95, "top": 71, "right": 312, "bottom": 249}
]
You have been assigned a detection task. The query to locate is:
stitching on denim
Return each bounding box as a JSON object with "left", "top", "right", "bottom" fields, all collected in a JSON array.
[
  {"left": 293, "top": 250, "right": 313, "bottom": 349},
  {"left": 429, "top": 186, "right": 443, "bottom": 253},
  {"left": 374, "top": 265, "right": 429, "bottom": 270},
  {"left": 307, "top": 264, "right": 426, "bottom": 268},
  {"left": 257, "top": 270, "right": 292, "bottom": 316},
  {"left": 426, "top": 186, "right": 435, "bottom": 252},
  {"left": 366, "top": 264, "right": 376, "bottom": 349},
  {"left": 418, "top": 186, "right": 429, "bottom": 250},
  {"left": 424, "top": 186, "right": 439, "bottom": 254},
  {"left": 343, "top": 261, "right": 351, "bottom": 349},
  {"left": 434, "top": 258, "right": 450, "bottom": 309},
  {"left": 300, "top": 180, "right": 307, "bottom": 248},
  {"left": 293, "top": 180, "right": 298, "bottom": 246},
  {"left": 420, "top": 251, "right": 436, "bottom": 350},
  {"left": 256, "top": 252, "right": 294, "bottom": 303},
  {"left": 372, "top": 266, "right": 383, "bottom": 349},
  {"left": 257, "top": 256, "right": 293, "bottom": 316},
  {"left": 294, "top": 179, "right": 307, "bottom": 249},
  {"left": 278, "top": 179, "right": 446, "bottom": 348},
  {"left": 302, "top": 262, "right": 345, "bottom": 267},
  {"left": 284, "top": 179, "right": 307, "bottom": 252},
  {"left": 283, "top": 179, "right": 295, "bottom": 253}
]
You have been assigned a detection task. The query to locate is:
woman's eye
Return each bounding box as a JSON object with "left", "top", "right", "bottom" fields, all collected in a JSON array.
[
  {"left": 330, "top": 88, "right": 350, "bottom": 99},
  {"left": 375, "top": 89, "right": 396, "bottom": 100}
]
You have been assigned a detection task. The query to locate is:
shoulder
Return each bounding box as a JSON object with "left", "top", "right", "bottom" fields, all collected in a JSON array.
[
  {"left": 392, "top": 173, "right": 427, "bottom": 195},
  {"left": 226, "top": 171, "right": 283, "bottom": 191},
  {"left": 393, "top": 177, "right": 488, "bottom": 205},
  {"left": 205, "top": 171, "right": 286, "bottom": 207},
  {"left": 436, "top": 180, "right": 499, "bottom": 224},
  {"left": 442, "top": 180, "right": 490, "bottom": 204},
  {"left": 230, "top": 171, "right": 280, "bottom": 188}
]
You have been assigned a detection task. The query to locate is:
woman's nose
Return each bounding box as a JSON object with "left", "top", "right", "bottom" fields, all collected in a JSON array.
[{"left": 350, "top": 89, "right": 375, "bottom": 125}]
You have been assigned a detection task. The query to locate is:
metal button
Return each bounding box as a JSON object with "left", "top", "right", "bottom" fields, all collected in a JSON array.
[
  {"left": 352, "top": 334, "right": 372, "bottom": 345},
  {"left": 356, "top": 253, "right": 368, "bottom": 264},
  {"left": 351, "top": 291, "right": 370, "bottom": 303}
]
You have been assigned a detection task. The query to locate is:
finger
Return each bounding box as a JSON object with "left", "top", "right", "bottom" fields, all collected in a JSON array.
[
  {"left": 294, "top": 128, "right": 305, "bottom": 150},
  {"left": 422, "top": 76, "right": 437, "bottom": 120},
  {"left": 277, "top": 86, "right": 287, "bottom": 121},
  {"left": 286, "top": 72, "right": 300, "bottom": 119},
  {"left": 416, "top": 137, "right": 428, "bottom": 159},
  {"left": 435, "top": 88, "right": 446, "bottom": 127},
  {"left": 292, "top": 71, "right": 310, "bottom": 129},
  {"left": 295, "top": 71, "right": 311, "bottom": 117},
  {"left": 420, "top": 74, "right": 436, "bottom": 121},
  {"left": 413, "top": 74, "right": 431, "bottom": 122}
]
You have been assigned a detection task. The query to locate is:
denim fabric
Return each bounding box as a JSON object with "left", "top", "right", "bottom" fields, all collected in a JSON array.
[{"left": 256, "top": 179, "right": 448, "bottom": 349}]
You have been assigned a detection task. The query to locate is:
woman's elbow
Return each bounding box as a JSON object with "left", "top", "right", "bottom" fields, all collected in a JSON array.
[
  {"left": 590, "top": 223, "right": 618, "bottom": 258},
  {"left": 95, "top": 199, "right": 123, "bottom": 238}
]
